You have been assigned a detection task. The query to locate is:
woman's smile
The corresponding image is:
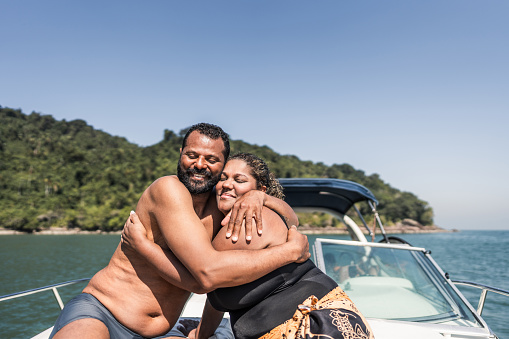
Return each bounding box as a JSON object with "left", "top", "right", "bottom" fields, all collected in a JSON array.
[{"left": 219, "top": 190, "right": 237, "bottom": 200}]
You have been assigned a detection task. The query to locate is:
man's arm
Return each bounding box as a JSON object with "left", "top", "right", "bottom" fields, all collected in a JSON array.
[
  {"left": 222, "top": 190, "right": 299, "bottom": 242},
  {"left": 142, "top": 176, "right": 309, "bottom": 292},
  {"left": 121, "top": 214, "right": 206, "bottom": 293}
]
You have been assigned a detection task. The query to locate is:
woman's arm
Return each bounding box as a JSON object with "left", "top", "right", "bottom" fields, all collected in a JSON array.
[
  {"left": 188, "top": 299, "right": 224, "bottom": 339},
  {"left": 264, "top": 193, "right": 299, "bottom": 226},
  {"left": 222, "top": 190, "right": 299, "bottom": 242}
]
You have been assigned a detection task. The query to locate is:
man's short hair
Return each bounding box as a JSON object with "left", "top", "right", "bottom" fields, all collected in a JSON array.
[{"left": 181, "top": 123, "right": 230, "bottom": 160}]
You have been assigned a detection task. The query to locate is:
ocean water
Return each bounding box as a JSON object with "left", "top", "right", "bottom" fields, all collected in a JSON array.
[{"left": 1, "top": 231, "right": 508, "bottom": 338}]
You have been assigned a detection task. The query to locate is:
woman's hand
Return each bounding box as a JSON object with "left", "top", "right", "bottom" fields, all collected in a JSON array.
[
  {"left": 221, "top": 190, "right": 265, "bottom": 243},
  {"left": 121, "top": 211, "right": 148, "bottom": 252}
]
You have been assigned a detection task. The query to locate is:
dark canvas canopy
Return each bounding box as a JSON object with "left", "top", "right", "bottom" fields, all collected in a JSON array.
[{"left": 278, "top": 178, "right": 377, "bottom": 215}]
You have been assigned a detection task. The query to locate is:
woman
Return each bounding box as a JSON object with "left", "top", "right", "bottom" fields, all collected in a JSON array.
[{"left": 124, "top": 153, "right": 373, "bottom": 339}]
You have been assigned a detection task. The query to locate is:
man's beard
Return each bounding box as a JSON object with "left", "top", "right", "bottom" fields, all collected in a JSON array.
[{"left": 177, "top": 159, "right": 221, "bottom": 195}]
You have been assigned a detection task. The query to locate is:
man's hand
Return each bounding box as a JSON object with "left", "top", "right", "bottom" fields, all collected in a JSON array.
[
  {"left": 287, "top": 226, "right": 310, "bottom": 263},
  {"left": 121, "top": 211, "right": 148, "bottom": 252},
  {"left": 221, "top": 190, "right": 265, "bottom": 242}
]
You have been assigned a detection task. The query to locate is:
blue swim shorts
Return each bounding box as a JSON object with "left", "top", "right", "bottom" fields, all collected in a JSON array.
[{"left": 49, "top": 293, "right": 233, "bottom": 339}]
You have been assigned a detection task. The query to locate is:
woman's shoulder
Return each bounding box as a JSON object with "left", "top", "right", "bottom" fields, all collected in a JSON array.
[
  {"left": 260, "top": 207, "right": 290, "bottom": 245},
  {"left": 211, "top": 207, "right": 288, "bottom": 251},
  {"left": 261, "top": 207, "right": 289, "bottom": 228}
]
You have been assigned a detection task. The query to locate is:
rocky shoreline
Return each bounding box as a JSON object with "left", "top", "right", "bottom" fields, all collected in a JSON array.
[
  {"left": 0, "top": 220, "right": 454, "bottom": 236},
  {"left": 298, "top": 225, "right": 452, "bottom": 235},
  {"left": 299, "top": 218, "right": 454, "bottom": 235},
  {"left": 0, "top": 227, "right": 122, "bottom": 235}
]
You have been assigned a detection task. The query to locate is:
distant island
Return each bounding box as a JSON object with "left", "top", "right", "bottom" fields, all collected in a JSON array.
[
  {"left": 0, "top": 219, "right": 451, "bottom": 235},
  {"left": 1, "top": 106, "right": 438, "bottom": 234},
  {"left": 298, "top": 218, "right": 450, "bottom": 235}
]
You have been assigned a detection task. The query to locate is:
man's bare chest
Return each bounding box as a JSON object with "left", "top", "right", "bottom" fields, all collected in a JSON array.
[{"left": 199, "top": 211, "right": 223, "bottom": 240}]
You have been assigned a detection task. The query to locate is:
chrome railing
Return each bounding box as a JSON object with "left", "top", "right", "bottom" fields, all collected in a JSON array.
[
  {"left": 452, "top": 280, "right": 509, "bottom": 316},
  {"left": 0, "top": 278, "right": 90, "bottom": 310}
]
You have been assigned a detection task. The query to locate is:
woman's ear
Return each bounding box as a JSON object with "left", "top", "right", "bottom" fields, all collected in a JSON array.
[{"left": 261, "top": 185, "right": 267, "bottom": 193}]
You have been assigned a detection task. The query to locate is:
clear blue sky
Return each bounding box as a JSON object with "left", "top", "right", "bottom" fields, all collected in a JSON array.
[{"left": 2, "top": 1, "right": 508, "bottom": 230}]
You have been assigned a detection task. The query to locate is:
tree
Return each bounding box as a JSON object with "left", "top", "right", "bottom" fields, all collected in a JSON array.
[{"left": 0, "top": 107, "right": 435, "bottom": 232}]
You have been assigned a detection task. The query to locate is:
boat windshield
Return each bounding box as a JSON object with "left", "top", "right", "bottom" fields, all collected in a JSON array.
[{"left": 315, "top": 239, "right": 481, "bottom": 328}]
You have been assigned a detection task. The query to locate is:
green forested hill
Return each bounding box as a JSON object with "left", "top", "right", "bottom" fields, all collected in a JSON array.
[{"left": 0, "top": 106, "right": 433, "bottom": 232}]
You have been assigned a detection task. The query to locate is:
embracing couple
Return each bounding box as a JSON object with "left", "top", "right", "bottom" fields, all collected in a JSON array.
[{"left": 50, "top": 123, "right": 373, "bottom": 339}]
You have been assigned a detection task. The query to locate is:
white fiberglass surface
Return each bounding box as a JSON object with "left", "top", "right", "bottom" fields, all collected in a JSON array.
[{"left": 318, "top": 240, "right": 481, "bottom": 328}]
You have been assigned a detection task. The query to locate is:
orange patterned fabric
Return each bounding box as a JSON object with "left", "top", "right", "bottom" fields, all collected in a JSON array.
[{"left": 259, "top": 287, "right": 374, "bottom": 339}]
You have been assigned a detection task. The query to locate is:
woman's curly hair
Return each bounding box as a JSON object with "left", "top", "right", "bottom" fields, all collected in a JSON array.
[{"left": 228, "top": 153, "right": 285, "bottom": 200}]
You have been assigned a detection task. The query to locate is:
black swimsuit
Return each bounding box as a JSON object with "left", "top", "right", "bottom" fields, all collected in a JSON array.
[{"left": 207, "top": 214, "right": 337, "bottom": 338}]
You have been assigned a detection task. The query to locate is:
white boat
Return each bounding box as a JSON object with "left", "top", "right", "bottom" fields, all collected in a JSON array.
[{"left": 2, "top": 178, "right": 508, "bottom": 338}]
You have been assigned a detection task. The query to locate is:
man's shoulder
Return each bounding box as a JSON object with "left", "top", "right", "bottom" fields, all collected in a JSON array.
[
  {"left": 151, "top": 175, "right": 184, "bottom": 189},
  {"left": 147, "top": 176, "right": 189, "bottom": 199}
]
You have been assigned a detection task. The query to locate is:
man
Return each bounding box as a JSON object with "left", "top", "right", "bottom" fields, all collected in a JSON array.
[{"left": 50, "top": 123, "right": 309, "bottom": 339}]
